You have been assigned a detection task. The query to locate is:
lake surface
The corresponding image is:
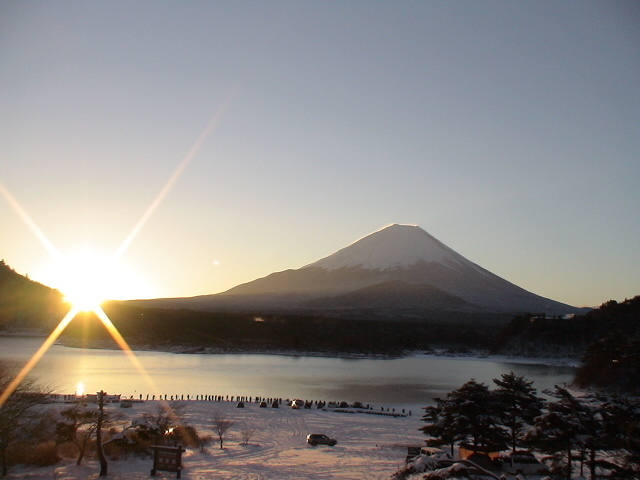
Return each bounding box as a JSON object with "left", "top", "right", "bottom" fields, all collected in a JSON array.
[{"left": 0, "top": 336, "right": 576, "bottom": 406}]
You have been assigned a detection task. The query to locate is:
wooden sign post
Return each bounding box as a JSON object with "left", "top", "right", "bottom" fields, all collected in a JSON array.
[{"left": 150, "top": 445, "right": 186, "bottom": 478}]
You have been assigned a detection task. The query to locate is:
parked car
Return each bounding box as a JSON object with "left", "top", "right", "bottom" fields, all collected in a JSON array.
[
  {"left": 501, "top": 451, "right": 549, "bottom": 475},
  {"left": 306, "top": 434, "right": 337, "bottom": 446}
]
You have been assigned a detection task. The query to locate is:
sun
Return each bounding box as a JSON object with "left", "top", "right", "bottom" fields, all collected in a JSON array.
[
  {"left": 39, "top": 247, "right": 150, "bottom": 311},
  {"left": 1, "top": 250, "right": 159, "bottom": 408}
]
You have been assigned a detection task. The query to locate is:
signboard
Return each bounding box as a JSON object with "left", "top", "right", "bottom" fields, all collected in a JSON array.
[{"left": 150, "top": 445, "right": 186, "bottom": 478}]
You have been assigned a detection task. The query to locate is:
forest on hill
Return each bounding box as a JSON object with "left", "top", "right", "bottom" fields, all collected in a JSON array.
[
  {"left": 0, "top": 260, "right": 65, "bottom": 331},
  {"left": 492, "top": 296, "right": 640, "bottom": 394},
  {"left": 491, "top": 296, "right": 640, "bottom": 357}
]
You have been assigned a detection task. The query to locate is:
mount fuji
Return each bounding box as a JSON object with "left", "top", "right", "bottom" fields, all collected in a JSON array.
[{"left": 134, "top": 224, "right": 580, "bottom": 318}]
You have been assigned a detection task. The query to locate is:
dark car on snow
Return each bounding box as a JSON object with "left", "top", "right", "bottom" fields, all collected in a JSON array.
[{"left": 306, "top": 434, "right": 337, "bottom": 446}]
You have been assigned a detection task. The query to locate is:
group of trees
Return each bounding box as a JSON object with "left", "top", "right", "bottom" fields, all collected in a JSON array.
[
  {"left": 527, "top": 388, "right": 640, "bottom": 480},
  {"left": 421, "top": 373, "right": 640, "bottom": 479},
  {"left": 0, "top": 360, "right": 253, "bottom": 478},
  {"left": 54, "top": 401, "right": 251, "bottom": 465},
  {"left": 421, "top": 373, "right": 543, "bottom": 456},
  {"left": 54, "top": 400, "right": 204, "bottom": 474}
]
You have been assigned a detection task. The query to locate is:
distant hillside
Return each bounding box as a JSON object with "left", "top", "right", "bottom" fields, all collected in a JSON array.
[{"left": 0, "top": 260, "right": 65, "bottom": 331}]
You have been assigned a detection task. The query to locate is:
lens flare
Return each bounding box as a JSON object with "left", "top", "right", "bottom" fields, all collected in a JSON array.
[
  {"left": 114, "top": 93, "right": 236, "bottom": 259},
  {"left": 0, "top": 306, "right": 79, "bottom": 407},
  {"left": 0, "top": 96, "right": 233, "bottom": 417}
]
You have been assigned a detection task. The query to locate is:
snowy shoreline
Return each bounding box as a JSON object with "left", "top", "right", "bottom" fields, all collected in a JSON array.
[
  {"left": 2, "top": 331, "right": 581, "bottom": 367},
  {"left": 62, "top": 339, "right": 581, "bottom": 367}
]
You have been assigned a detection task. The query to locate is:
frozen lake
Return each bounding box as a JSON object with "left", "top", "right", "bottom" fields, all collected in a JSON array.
[{"left": 0, "top": 336, "right": 576, "bottom": 406}]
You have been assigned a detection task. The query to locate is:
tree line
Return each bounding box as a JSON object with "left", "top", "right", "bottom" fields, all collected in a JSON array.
[
  {"left": 492, "top": 296, "right": 640, "bottom": 394},
  {"left": 58, "top": 301, "right": 500, "bottom": 356}
]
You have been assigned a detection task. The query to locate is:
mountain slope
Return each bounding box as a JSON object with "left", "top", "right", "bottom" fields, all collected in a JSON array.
[
  {"left": 0, "top": 260, "right": 64, "bottom": 330},
  {"left": 303, "top": 281, "right": 480, "bottom": 311},
  {"left": 132, "top": 224, "right": 580, "bottom": 318}
]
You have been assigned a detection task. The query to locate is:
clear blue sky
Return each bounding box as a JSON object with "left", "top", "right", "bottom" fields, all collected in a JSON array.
[{"left": 1, "top": 1, "right": 638, "bottom": 307}]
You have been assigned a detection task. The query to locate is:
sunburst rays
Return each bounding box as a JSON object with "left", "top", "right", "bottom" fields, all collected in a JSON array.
[
  {"left": 0, "top": 306, "right": 78, "bottom": 407},
  {"left": 0, "top": 97, "right": 233, "bottom": 408}
]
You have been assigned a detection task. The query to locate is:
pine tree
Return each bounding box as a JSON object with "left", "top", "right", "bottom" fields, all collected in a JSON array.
[
  {"left": 421, "top": 380, "right": 508, "bottom": 455},
  {"left": 420, "top": 400, "right": 458, "bottom": 456},
  {"left": 525, "top": 387, "right": 585, "bottom": 480},
  {"left": 493, "top": 372, "right": 544, "bottom": 453},
  {"left": 599, "top": 395, "right": 640, "bottom": 479}
]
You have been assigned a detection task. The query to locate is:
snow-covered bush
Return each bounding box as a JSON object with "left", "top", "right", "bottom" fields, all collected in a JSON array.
[{"left": 391, "top": 455, "right": 451, "bottom": 479}]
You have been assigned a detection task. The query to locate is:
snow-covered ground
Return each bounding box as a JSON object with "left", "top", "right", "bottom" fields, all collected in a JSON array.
[{"left": 9, "top": 400, "right": 426, "bottom": 480}]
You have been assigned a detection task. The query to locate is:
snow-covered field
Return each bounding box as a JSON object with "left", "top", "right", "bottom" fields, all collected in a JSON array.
[{"left": 9, "top": 400, "right": 426, "bottom": 480}]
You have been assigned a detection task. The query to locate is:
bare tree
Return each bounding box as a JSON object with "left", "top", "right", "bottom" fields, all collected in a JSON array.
[
  {"left": 96, "top": 391, "right": 108, "bottom": 477},
  {"left": 240, "top": 423, "right": 256, "bottom": 445},
  {"left": 211, "top": 411, "right": 234, "bottom": 449},
  {"left": 198, "top": 434, "right": 213, "bottom": 452},
  {"left": 0, "top": 364, "right": 51, "bottom": 477}
]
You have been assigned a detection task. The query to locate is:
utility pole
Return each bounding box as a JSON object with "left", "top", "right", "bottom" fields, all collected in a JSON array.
[{"left": 96, "top": 390, "right": 108, "bottom": 476}]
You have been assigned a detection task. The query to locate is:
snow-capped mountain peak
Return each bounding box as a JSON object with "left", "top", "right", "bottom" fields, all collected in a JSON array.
[
  {"left": 131, "top": 223, "right": 581, "bottom": 317},
  {"left": 305, "top": 224, "right": 458, "bottom": 271}
]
